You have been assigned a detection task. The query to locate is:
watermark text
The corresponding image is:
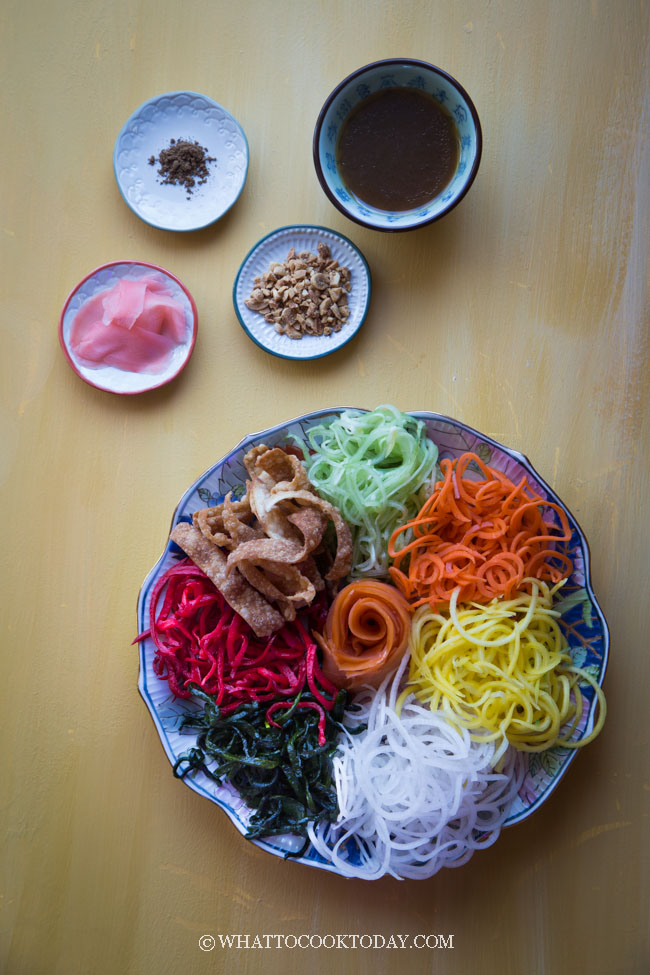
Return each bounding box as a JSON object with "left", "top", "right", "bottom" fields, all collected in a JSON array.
[{"left": 199, "top": 933, "right": 454, "bottom": 950}]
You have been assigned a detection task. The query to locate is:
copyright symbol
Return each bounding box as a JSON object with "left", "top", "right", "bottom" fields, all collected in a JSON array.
[{"left": 199, "top": 935, "right": 216, "bottom": 951}]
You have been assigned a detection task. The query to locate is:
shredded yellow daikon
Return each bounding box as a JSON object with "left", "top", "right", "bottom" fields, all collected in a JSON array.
[{"left": 401, "top": 579, "right": 606, "bottom": 760}]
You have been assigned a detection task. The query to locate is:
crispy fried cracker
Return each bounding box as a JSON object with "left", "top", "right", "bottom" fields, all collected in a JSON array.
[
  {"left": 170, "top": 522, "right": 284, "bottom": 638},
  {"left": 245, "top": 447, "right": 353, "bottom": 580},
  {"left": 225, "top": 507, "right": 327, "bottom": 573},
  {"left": 177, "top": 445, "right": 353, "bottom": 634},
  {"left": 236, "top": 560, "right": 315, "bottom": 621}
]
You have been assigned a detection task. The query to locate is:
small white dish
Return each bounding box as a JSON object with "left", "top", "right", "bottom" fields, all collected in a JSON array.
[
  {"left": 59, "top": 261, "right": 198, "bottom": 395},
  {"left": 233, "top": 225, "right": 371, "bottom": 360},
  {"left": 113, "top": 91, "right": 249, "bottom": 232}
]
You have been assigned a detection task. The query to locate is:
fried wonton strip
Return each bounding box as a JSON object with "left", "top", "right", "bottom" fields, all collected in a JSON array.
[
  {"left": 287, "top": 507, "right": 329, "bottom": 545},
  {"left": 235, "top": 560, "right": 315, "bottom": 622},
  {"left": 169, "top": 522, "right": 284, "bottom": 638},
  {"left": 243, "top": 447, "right": 353, "bottom": 581},
  {"left": 227, "top": 537, "right": 305, "bottom": 570},
  {"left": 235, "top": 562, "right": 298, "bottom": 621},
  {"left": 246, "top": 447, "right": 314, "bottom": 541},
  {"left": 193, "top": 494, "right": 261, "bottom": 549},
  {"left": 263, "top": 490, "right": 353, "bottom": 581},
  {"left": 255, "top": 558, "right": 316, "bottom": 603},
  {"left": 225, "top": 507, "right": 328, "bottom": 573},
  {"left": 192, "top": 505, "right": 234, "bottom": 550},
  {"left": 298, "top": 556, "right": 325, "bottom": 592},
  {"left": 221, "top": 493, "right": 263, "bottom": 544},
  {"left": 244, "top": 445, "right": 312, "bottom": 494},
  {"left": 247, "top": 480, "right": 297, "bottom": 540}
]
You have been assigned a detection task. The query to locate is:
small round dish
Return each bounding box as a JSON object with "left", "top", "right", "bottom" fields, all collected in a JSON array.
[
  {"left": 233, "top": 225, "right": 371, "bottom": 360},
  {"left": 113, "top": 91, "right": 249, "bottom": 232},
  {"left": 313, "top": 59, "right": 482, "bottom": 232},
  {"left": 59, "top": 261, "right": 198, "bottom": 395},
  {"left": 137, "top": 408, "right": 608, "bottom": 876}
]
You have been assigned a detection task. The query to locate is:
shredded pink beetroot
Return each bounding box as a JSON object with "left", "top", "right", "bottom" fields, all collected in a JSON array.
[{"left": 135, "top": 559, "right": 338, "bottom": 728}]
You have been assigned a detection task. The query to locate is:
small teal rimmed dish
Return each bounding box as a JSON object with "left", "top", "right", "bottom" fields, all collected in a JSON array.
[
  {"left": 136, "top": 408, "right": 608, "bottom": 876},
  {"left": 313, "top": 59, "right": 482, "bottom": 232},
  {"left": 113, "top": 90, "right": 249, "bottom": 232},
  {"left": 233, "top": 226, "right": 371, "bottom": 360}
]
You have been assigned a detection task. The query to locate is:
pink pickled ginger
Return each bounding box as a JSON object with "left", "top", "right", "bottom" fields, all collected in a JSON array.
[{"left": 70, "top": 276, "right": 187, "bottom": 373}]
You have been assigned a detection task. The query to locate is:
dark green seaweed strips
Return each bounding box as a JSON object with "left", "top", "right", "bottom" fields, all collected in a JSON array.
[{"left": 173, "top": 686, "right": 348, "bottom": 857}]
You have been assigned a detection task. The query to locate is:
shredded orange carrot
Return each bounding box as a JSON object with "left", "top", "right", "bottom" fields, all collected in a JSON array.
[{"left": 388, "top": 452, "right": 573, "bottom": 609}]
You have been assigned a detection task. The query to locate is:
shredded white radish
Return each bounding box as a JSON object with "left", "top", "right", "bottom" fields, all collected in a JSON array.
[{"left": 308, "top": 657, "right": 524, "bottom": 880}]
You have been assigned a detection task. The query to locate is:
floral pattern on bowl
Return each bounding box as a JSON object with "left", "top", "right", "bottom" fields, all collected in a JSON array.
[
  {"left": 313, "top": 61, "right": 482, "bottom": 232},
  {"left": 137, "top": 409, "right": 608, "bottom": 873}
]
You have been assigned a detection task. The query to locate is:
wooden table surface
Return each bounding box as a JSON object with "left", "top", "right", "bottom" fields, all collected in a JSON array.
[{"left": 2, "top": 2, "right": 649, "bottom": 973}]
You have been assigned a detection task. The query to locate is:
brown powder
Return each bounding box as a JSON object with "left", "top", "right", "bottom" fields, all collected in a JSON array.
[{"left": 148, "top": 138, "right": 216, "bottom": 198}]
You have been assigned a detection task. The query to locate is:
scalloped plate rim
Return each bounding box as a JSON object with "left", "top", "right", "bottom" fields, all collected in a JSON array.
[
  {"left": 136, "top": 407, "right": 609, "bottom": 870},
  {"left": 112, "top": 89, "right": 249, "bottom": 232}
]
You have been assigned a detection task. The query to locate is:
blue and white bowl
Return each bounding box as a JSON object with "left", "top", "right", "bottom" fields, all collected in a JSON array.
[{"left": 313, "top": 59, "right": 482, "bottom": 232}]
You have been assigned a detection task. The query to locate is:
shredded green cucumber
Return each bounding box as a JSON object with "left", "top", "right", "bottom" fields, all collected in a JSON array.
[{"left": 292, "top": 405, "right": 438, "bottom": 578}]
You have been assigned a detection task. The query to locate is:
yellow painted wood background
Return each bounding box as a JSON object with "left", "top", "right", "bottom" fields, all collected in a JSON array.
[{"left": 2, "top": 1, "right": 649, "bottom": 973}]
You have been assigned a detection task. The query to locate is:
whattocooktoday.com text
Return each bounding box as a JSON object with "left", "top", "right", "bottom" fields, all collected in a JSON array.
[{"left": 198, "top": 933, "right": 455, "bottom": 951}]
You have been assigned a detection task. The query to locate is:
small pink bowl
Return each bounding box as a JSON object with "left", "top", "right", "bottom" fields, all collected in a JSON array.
[{"left": 59, "top": 261, "right": 198, "bottom": 395}]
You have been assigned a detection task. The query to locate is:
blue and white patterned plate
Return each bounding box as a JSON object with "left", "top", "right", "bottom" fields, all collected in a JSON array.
[
  {"left": 136, "top": 409, "right": 608, "bottom": 874},
  {"left": 113, "top": 91, "right": 248, "bottom": 232}
]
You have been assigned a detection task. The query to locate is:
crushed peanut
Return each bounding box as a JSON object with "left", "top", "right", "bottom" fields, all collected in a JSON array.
[{"left": 245, "top": 243, "right": 352, "bottom": 339}]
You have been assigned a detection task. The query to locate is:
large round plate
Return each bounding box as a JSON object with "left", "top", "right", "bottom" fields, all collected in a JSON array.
[
  {"left": 113, "top": 90, "right": 248, "bottom": 232},
  {"left": 137, "top": 408, "right": 609, "bottom": 874}
]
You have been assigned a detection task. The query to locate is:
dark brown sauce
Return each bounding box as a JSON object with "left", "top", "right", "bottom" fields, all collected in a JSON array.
[{"left": 336, "top": 88, "right": 460, "bottom": 211}]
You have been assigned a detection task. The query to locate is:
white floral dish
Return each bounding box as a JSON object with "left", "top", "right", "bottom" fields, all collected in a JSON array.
[
  {"left": 136, "top": 409, "right": 609, "bottom": 875},
  {"left": 113, "top": 90, "right": 248, "bottom": 232},
  {"left": 232, "top": 226, "right": 371, "bottom": 360},
  {"left": 59, "top": 261, "right": 198, "bottom": 394}
]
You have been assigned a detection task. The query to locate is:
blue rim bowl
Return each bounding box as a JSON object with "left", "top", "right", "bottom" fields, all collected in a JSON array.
[{"left": 313, "top": 59, "right": 482, "bottom": 233}]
